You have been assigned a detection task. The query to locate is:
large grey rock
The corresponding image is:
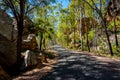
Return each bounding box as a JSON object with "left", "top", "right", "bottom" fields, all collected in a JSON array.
[
  {"left": 0, "top": 34, "right": 17, "bottom": 67},
  {"left": 22, "top": 50, "right": 37, "bottom": 68},
  {"left": 0, "top": 10, "right": 14, "bottom": 40}
]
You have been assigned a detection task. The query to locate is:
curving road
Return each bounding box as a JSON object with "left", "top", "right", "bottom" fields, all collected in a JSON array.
[{"left": 40, "top": 45, "right": 120, "bottom": 80}]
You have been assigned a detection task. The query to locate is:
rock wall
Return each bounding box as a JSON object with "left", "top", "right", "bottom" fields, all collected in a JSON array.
[
  {"left": 0, "top": 10, "right": 14, "bottom": 40},
  {"left": 0, "top": 34, "right": 17, "bottom": 67}
]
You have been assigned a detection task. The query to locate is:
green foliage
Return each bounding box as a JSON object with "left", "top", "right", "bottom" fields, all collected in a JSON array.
[
  {"left": 107, "top": 21, "right": 115, "bottom": 30},
  {"left": 111, "top": 41, "right": 120, "bottom": 57},
  {"left": 88, "top": 30, "right": 94, "bottom": 40},
  {"left": 2, "top": 0, "right": 120, "bottom": 58}
]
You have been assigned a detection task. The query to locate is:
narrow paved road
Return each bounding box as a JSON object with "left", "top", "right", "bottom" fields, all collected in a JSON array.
[{"left": 40, "top": 45, "right": 120, "bottom": 80}]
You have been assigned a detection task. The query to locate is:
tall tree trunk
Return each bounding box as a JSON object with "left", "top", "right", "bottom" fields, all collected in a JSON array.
[
  {"left": 112, "top": 0, "right": 119, "bottom": 47},
  {"left": 102, "top": 18, "right": 113, "bottom": 56},
  {"left": 93, "top": 21, "right": 97, "bottom": 50},
  {"left": 113, "top": 17, "right": 118, "bottom": 47},
  {"left": 79, "top": 7, "right": 83, "bottom": 51},
  {"left": 92, "top": 13, "right": 97, "bottom": 50},
  {"left": 66, "top": 18, "right": 69, "bottom": 47},
  {"left": 73, "top": 27, "right": 75, "bottom": 48},
  {"left": 73, "top": 0, "right": 76, "bottom": 48},
  {"left": 94, "top": 0, "right": 113, "bottom": 56},
  {"left": 40, "top": 33, "right": 43, "bottom": 51},
  {"left": 16, "top": 21, "right": 23, "bottom": 66},
  {"left": 66, "top": 31, "right": 69, "bottom": 47},
  {"left": 86, "top": 33, "right": 90, "bottom": 52},
  {"left": 83, "top": 0, "right": 113, "bottom": 56},
  {"left": 43, "top": 38, "right": 46, "bottom": 49},
  {"left": 97, "top": 0, "right": 113, "bottom": 56},
  {"left": 83, "top": 3, "right": 90, "bottom": 52},
  {"left": 16, "top": 0, "right": 25, "bottom": 69}
]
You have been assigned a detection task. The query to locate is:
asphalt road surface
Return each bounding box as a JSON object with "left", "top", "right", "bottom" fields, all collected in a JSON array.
[{"left": 40, "top": 45, "right": 120, "bottom": 80}]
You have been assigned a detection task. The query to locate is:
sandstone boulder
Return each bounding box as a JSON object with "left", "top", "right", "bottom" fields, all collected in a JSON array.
[
  {"left": 0, "top": 34, "right": 17, "bottom": 67},
  {"left": 22, "top": 34, "right": 37, "bottom": 50},
  {"left": 21, "top": 50, "right": 38, "bottom": 68},
  {"left": 0, "top": 10, "right": 14, "bottom": 40}
]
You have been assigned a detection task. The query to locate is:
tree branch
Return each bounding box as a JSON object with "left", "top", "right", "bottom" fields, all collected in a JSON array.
[{"left": 3, "top": 0, "right": 19, "bottom": 22}]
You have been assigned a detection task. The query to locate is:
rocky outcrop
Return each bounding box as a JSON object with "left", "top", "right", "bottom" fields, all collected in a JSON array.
[
  {"left": 0, "top": 9, "right": 38, "bottom": 51},
  {"left": 22, "top": 34, "right": 37, "bottom": 50},
  {"left": 13, "top": 16, "right": 38, "bottom": 50},
  {"left": 0, "top": 34, "right": 17, "bottom": 67},
  {"left": 0, "top": 10, "right": 14, "bottom": 40}
]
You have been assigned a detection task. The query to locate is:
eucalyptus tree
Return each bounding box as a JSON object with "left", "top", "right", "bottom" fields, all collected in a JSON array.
[
  {"left": 57, "top": 14, "right": 69, "bottom": 46},
  {"left": 59, "top": 8, "right": 70, "bottom": 47},
  {"left": 77, "top": 0, "right": 84, "bottom": 51},
  {"left": 107, "top": 0, "right": 120, "bottom": 47},
  {"left": 35, "top": 18, "right": 55, "bottom": 51},
  {"left": 84, "top": 0, "right": 114, "bottom": 56},
  {"left": 73, "top": 0, "right": 95, "bottom": 51},
  {"left": 34, "top": 4, "right": 57, "bottom": 51},
  {"left": 68, "top": 0, "right": 78, "bottom": 47}
]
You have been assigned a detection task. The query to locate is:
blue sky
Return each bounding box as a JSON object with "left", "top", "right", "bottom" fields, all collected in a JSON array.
[{"left": 56, "top": 0, "right": 70, "bottom": 8}]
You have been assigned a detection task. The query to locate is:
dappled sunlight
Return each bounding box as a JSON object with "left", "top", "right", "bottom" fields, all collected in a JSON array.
[
  {"left": 94, "top": 56, "right": 114, "bottom": 62},
  {"left": 41, "top": 45, "right": 120, "bottom": 80},
  {"left": 0, "top": 0, "right": 120, "bottom": 79},
  {"left": 13, "top": 66, "right": 52, "bottom": 80}
]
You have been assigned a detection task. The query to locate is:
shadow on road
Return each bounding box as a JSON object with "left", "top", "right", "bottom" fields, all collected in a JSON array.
[{"left": 40, "top": 45, "right": 120, "bottom": 80}]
